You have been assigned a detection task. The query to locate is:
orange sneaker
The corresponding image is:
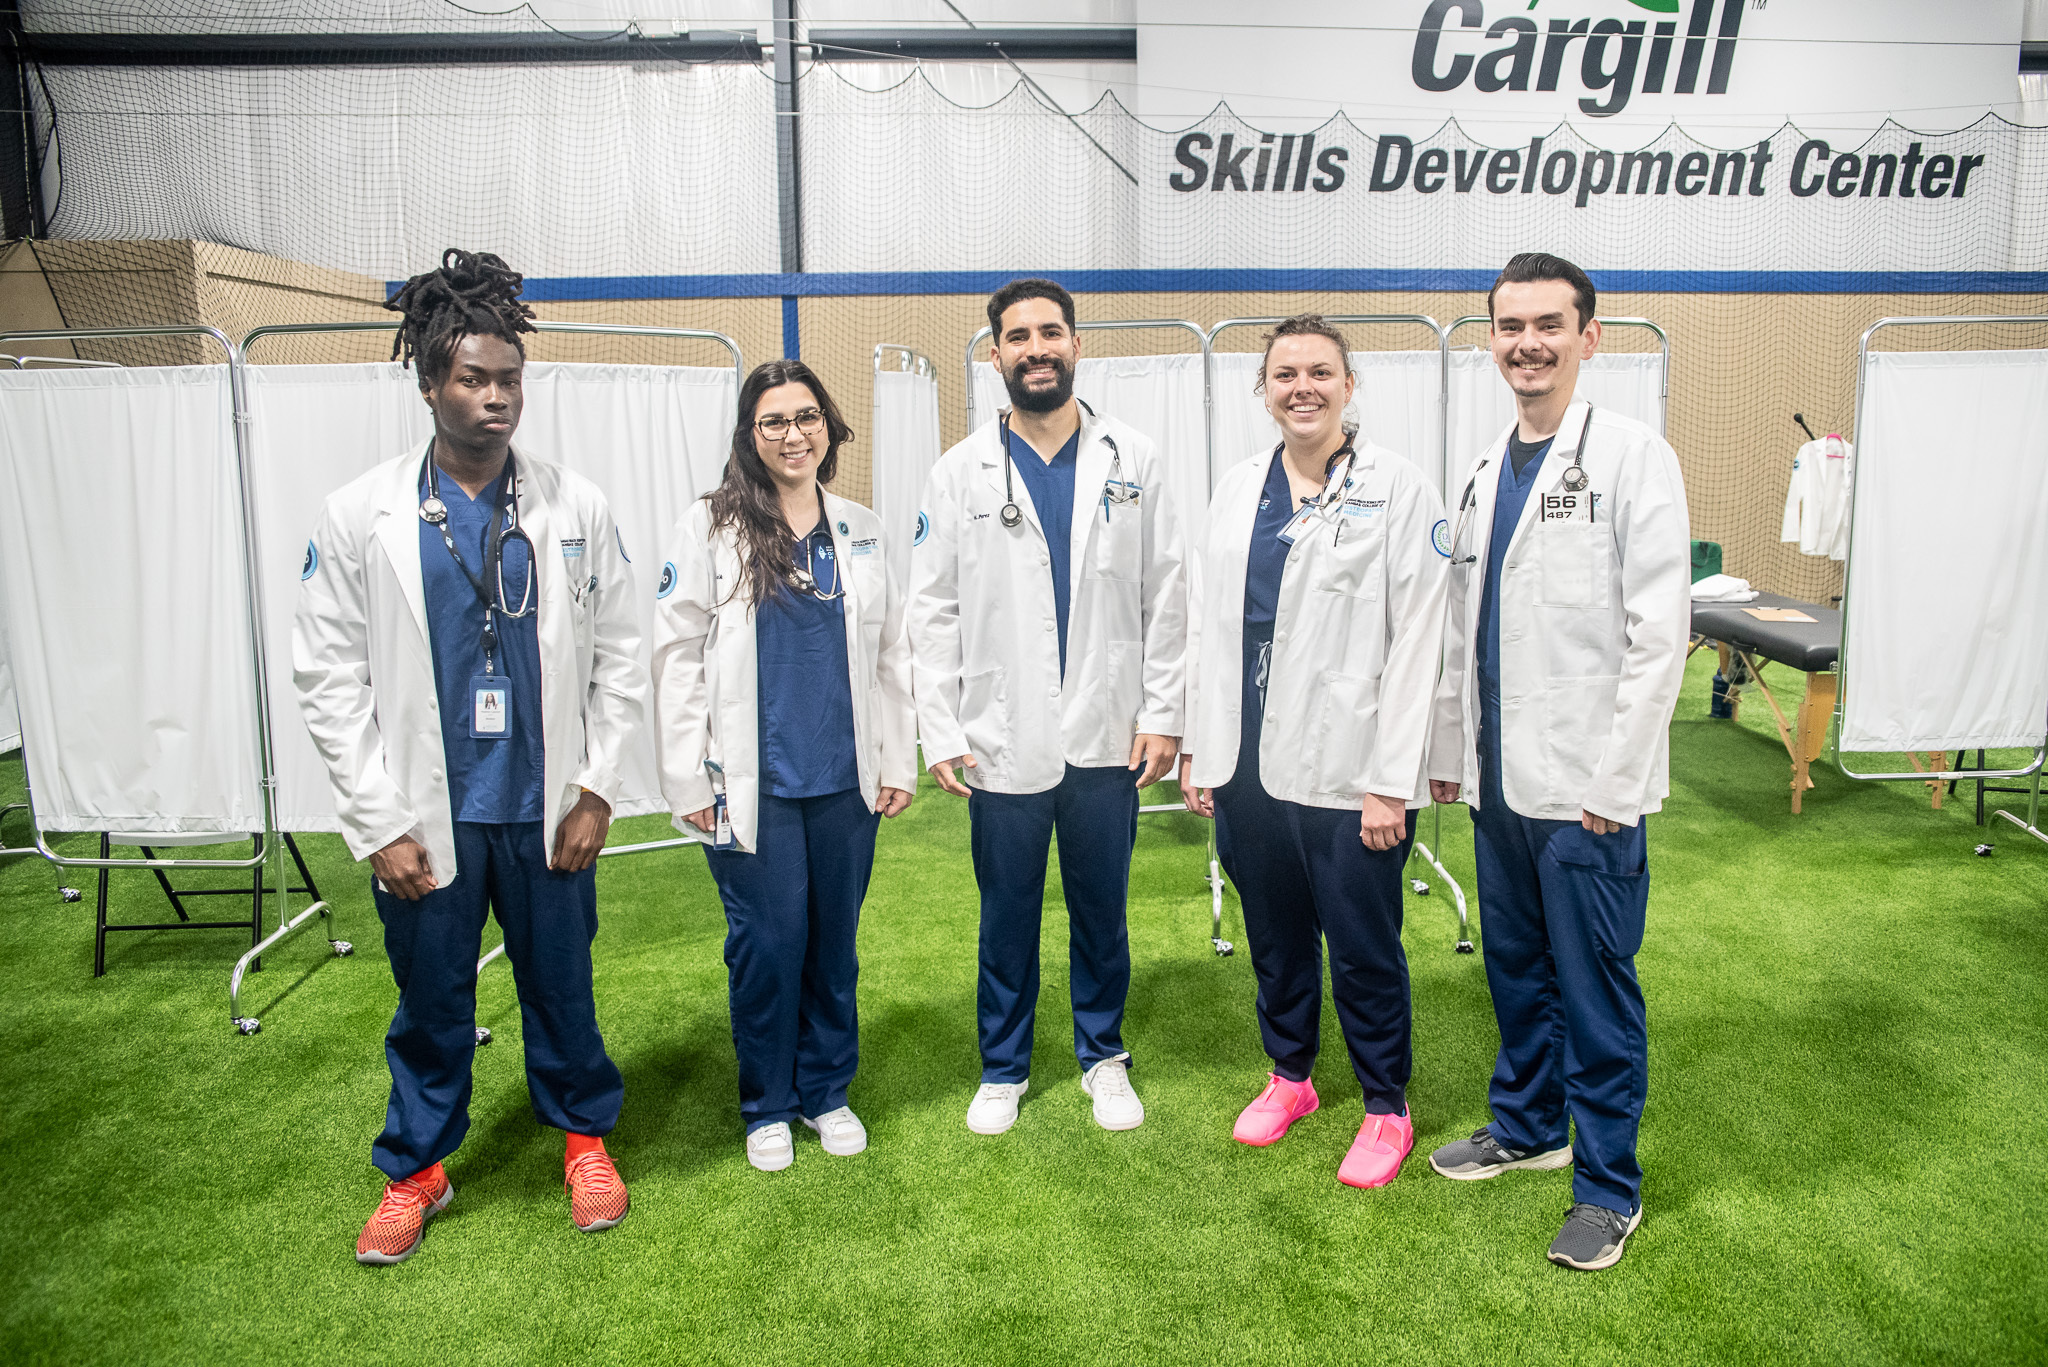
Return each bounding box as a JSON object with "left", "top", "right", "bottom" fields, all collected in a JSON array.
[
  {"left": 566, "top": 1147, "right": 630, "bottom": 1233},
  {"left": 355, "top": 1165, "right": 454, "bottom": 1265}
]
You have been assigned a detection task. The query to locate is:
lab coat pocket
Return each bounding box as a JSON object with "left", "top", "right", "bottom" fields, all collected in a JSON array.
[
  {"left": 1310, "top": 526, "right": 1383, "bottom": 601},
  {"left": 960, "top": 665, "right": 1008, "bottom": 767},
  {"left": 1309, "top": 669, "right": 1379, "bottom": 796},
  {"left": 1545, "top": 821, "right": 1648, "bottom": 958},
  {"left": 1092, "top": 498, "right": 1144, "bottom": 582},
  {"left": 1535, "top": 523, "right": 1606, "bottom": 608}
]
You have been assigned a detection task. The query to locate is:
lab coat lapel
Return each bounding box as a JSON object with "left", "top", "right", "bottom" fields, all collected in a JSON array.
[
  {"left": 371, "top": 440, "right": 432, "bottom": 644},
  {"left": 1503, "top": 400, "right": 1593, "bottom": 561},
  {"left": 1070, "top": 416, "right": 1113, "bottom": 598},
  {"left": 978, "top": 416, "right": 1048, "bottom": 541}
]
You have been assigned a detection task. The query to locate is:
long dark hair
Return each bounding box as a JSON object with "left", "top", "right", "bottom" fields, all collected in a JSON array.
[
  {"left": 708, "top": 359, "right": 856, "bottom": 609},
  {"left": 386, "top": 248, "right": 536, "bottom": 388}
]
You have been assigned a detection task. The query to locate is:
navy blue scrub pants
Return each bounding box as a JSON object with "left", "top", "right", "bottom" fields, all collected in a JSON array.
[
  {"left": 968, "top": 763, "right": 1139, "bottom": 1083},
  {"left": 370, "top": 820, "right": 623, "bottom": 1180},
  {"left": 705, "top": 787, "right": 879, "bottom": 1135},
  {"left": 1473, "top": 700, "right": 1649, "bottom": 1215},
  {"left": 1213, "top": 641, "right": 1417, "bottom": 1115}
]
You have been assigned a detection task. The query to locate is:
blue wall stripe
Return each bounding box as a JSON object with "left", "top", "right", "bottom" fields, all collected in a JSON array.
[{"left": 420, "top": 268, "right": 2048, "bottom": 301}]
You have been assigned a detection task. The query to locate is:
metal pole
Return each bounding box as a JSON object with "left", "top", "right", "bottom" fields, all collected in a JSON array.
[
  {"left": 773, "top": 0, "right": 802, "bottom": 277},
  {"left": 241, "top": 319, "right": 744, "bottom": 394}
]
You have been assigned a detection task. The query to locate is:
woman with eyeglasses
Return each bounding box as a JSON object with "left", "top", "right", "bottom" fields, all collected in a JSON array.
[{"left": 651, "top": 359, "right": 917, "bottom": 1173}]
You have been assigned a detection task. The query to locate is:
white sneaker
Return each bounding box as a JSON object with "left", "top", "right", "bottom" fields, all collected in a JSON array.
[
  {"left": 745, "top": 1121, "right": 795, "bottom": 1172},
  {"left": 966, "top": 1079, "right": 1029, "bottom": 1135},
  {"left": 801, "top": 1106, "right": 868, "bottom": 1157},
  {"left": 1081, "top": 1057, "right": 1144, "bottom": 1131}
]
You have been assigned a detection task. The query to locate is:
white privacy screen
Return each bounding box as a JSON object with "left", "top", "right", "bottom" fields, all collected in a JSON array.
[
  {"left": 973, "top": 352, "right": 1213, "bottom": 540},
  {"left": 249, "top": 360, "right": 736, "bottom": 829},
  {"left": 0, "top": 366, "right": 266, "bottom": 833},
  {"left": 870, "top": 367, "right": 943, "bottom": 589},
  {"left": 1841, "top": 349, "right": 2048, "bottom": 753},
  {"left": 0, "top": 606, "right": 17, "bottom": 753},
  {"left": 1447, "top": 350, "right": 1666, "bottom": 482},
  {"left": 1210, "top": 350, "right": 1443, "bottom": 498}
]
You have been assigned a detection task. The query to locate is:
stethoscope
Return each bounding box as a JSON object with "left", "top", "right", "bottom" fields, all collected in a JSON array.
[
  {"left": 788, "top": 489, "right": 847, "bottom": 602},
  {"left": 1276, "top": 431, "right": 1360, "bottom": 546},
  {"left": 419, "top": 446, "right": 536, "bottom": 669},
  {"left": 1448, "top": 406, "right": 1596, "bottom": 565},
  {"left": 997, "top": 400, "right": 1134, "bottom": 529}
]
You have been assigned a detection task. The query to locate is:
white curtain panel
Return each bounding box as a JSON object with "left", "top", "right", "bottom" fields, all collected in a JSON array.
[
  {"left": 1210, "top": 351, "right": 1444, "bottom": 499},
  {"left": 870, "top": 366, "right": 943, "bottom": 589},
  {"left": 972, "top": 352, "right": 1213, "bottom": 540},
  {"left": 0, "top": 367, "right": 266, "bottom": 833},
  {"left": 1842, "top": 349, "right": 2048, "bottom": 752},
  {"left": 250, "top": 360, "right": 736, "bottom": 829},
  {"left": 1447, "top": 350, "right": 1666, "bottom": 486},
  {"left": 0, "top": 600, "right": 17, "bottom": 753}
]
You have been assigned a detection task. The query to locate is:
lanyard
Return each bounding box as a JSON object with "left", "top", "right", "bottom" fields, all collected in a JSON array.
[{"left": 420, "top": 447, "right": 526, "bottom": 672}]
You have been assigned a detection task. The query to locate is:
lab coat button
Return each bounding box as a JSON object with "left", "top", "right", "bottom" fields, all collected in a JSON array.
[
  {"left": 1277, "top": 631, "right": 1288, "bottom": 643},
  {"left": 1049, "top": 686, "right": 1060, "bottom": 698},
  {"left": 1045, "top": 620, "right": 1055, "bottom": 632}
]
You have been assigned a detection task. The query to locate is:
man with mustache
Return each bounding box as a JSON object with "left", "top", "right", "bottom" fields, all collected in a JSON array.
[
  {"left": 1426, "top": 253, "right": 1690, "bottom": 1271},
  {"left": 908, "top": 279, "right": 1188, "bottom": 1137}
]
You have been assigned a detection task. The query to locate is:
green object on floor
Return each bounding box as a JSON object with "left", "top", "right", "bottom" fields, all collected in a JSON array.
[
  {"left": 0, "top": 650, "right": 2043, "bottom": 1364},
  {"left": 1690, "top": 539, "right": 1723, "bottom": 583}
]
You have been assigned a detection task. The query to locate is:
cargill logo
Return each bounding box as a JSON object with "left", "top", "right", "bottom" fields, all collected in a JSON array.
[{"left": 1412, "top": 0, "right": 1744, "bottom": 116}]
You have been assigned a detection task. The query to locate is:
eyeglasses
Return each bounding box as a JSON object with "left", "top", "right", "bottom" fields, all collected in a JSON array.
[{"left": 754, "top": 409, "right": 827, "bottom": 440}]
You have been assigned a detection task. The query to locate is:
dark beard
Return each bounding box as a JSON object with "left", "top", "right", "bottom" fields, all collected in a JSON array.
[{"left": 1003, "top": 355, "right": 1075, "bottom": 414}]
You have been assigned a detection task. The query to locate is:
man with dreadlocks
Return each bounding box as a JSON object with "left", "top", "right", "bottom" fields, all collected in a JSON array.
[{"left": 294, "top": 249, "right": 645, "bottom": 1264}]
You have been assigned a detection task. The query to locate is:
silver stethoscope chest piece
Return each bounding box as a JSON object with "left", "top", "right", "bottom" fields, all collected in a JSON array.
[
  {"left": 1000, "top": 501, "right": 1024, "bottom": 528},
  {"left": 1561, "top": 464, "right": 1589, "bottom": 493},
  {"left": 418, "top": 496, "right": 448, "bottom": 525}
]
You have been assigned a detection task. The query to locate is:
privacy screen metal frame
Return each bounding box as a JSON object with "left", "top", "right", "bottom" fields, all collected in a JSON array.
[
  {"left": 1836, "top": 316, "right": 2048, "bottom": 837},
  {"left": 0, "top": 325, "right": 349, "bottom": 1032}
]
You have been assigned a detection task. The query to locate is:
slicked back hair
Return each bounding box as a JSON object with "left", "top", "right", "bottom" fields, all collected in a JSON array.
[
  {"left": 1254, "top": 314, "right": 1353, "bottom": 393},
  {"left": 986, "top": 278, "right": 1076, "bottom": 340},
  {"left": 1487, "top": 252, "right": 1597, "bottom": 332},
  {"left": 387, "top": 248, "right": 538, "bottom": 390}
]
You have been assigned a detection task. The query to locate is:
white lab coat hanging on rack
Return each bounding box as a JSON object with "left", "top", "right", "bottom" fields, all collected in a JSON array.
[{"left": 1780, "top": 434, "right": 1853, "bottom": 560}]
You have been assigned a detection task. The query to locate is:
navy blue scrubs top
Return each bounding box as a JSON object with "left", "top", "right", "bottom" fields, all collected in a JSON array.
[
  {"left": 1476, "top": 432, "right": 1552, "bottom": 754},
  {"left": 419, "top": 465, "right": 544, "bottom": 824},
  {"left": 756, "top": 526, "right": 860, "bottom": 800},
  {"left": 1006, "top": 426, "right": 1081, "bottom": 676}
]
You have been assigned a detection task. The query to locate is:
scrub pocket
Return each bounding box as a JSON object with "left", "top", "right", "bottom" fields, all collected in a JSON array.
[{"left": 1545, "top": 819, "right": 1649, "bottom": 958}]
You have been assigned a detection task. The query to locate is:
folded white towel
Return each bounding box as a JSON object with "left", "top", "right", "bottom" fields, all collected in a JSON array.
[{"left": 1691, "top": 573, "right": 1758, "bottom": 603}]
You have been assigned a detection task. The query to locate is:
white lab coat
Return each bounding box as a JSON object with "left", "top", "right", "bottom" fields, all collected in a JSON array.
[
  {"left": 1779, "top": 434, "right": 1853, "bottom": 560},
  {"left": 1184, "top": 440, "right": 1449, "bottom": 809},
  {"left": 649, "top": 491, "right": 918, "bottom": 854},
  {"left": 1428, "top": 402, "right": 1691, "bottom": 826},
  {"left": 293, "top": 442, "right": 647, "bottom": 885},
  {"left": 908, "top": 407, "right": 1188, "bottom": 795}
]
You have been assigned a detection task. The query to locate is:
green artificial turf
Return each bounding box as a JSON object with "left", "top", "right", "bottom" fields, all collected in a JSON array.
[{"left": 1, "top": 650, "right": 2043, "bottom": 1365}]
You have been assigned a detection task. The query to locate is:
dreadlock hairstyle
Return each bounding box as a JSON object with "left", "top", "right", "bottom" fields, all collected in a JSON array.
[
  {"left": 708, "top": 360, "right": 856, "bottom": 612},
  {"left": 386, "top": 248, "right": 537, "bottom": 389}
]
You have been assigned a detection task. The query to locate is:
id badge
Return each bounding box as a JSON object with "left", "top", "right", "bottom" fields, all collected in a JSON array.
[
  {"left": 712, "top": 793, "right": 735, "bottom": 849},
  {"left": 1540, "top": 491, "right": 1593, "bottom": 524},
  {"left": 1276, "top": 506, "right": 1317, "bottom": 545},
  {"left": 470, "top": 674, "right": 511, "bottom": 739}
]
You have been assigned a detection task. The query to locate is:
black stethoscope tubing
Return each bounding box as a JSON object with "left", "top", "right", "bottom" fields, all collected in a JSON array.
[
  {"left": 1450, "top": 406, "right": 1597, "bottom": 565},
  {"left": 997, "top": 403, "right": 1131, "bottom": 529},
  {"left": 419, "top": 445, "right": 536, "bottom": 669}
]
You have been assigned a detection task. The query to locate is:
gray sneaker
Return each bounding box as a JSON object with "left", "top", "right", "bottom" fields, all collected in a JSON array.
[
  {"left": 1547, "top": 1202, "right": 1642, "bottom": 1271},
  {"left": 1428, "top": 1126, "right": 1574, "bottom": 1181}
]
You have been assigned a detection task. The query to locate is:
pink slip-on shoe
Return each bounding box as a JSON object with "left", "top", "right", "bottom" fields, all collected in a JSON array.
[
  {"left": 1233, "top": 1074, "right": 1319, "bottom": 1146},
  {"left": 1338, "top": 1109, "right": 1414, "bottom": 1188}
]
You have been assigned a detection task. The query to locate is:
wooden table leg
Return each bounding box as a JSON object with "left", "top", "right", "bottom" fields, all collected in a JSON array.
[
  {"left": 1736, "top": 650, "right": 1804, "bottom": 813},
  {"left": 1791, "top": 671, "right": 1836, "bottom": 816}
]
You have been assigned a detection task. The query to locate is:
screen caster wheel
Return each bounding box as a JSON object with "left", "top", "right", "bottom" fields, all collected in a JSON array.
[
  {"left": 1455, "top": 940, "right": 1475, "bottom": 954},
  {"left": 1211, "top": 938, "right": 1234, "bottom": 957},
  {"left": 234, "top": 1017, "right": 261, "bottom": 1035},
  {"left": 475, "top": 1026, "right": 494, "bottom": 1046},
  {"left": 331, "top": 940, "right": 354, "bottom": 957},
  {"left": 1410, "top": 878, "right": 1430, "bottom": 895}
]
